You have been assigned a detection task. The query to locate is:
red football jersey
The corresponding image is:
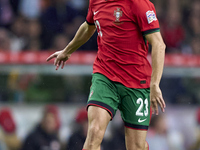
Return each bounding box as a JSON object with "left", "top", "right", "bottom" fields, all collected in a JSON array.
[{"left": 86, "top": 0, "right": 160, "bottom": 88}]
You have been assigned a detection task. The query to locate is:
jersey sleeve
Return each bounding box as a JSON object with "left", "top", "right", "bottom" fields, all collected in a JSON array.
[
  {"left": 131, "top": 0, "right": 160, "bottom": 36},
  {"left": 86, "top": 0, "right": 95, "bottom": 25}
]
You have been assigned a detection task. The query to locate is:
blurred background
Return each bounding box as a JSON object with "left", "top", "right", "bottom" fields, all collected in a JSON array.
[{"left": 0, "top": 0, "right": 200, "bottom": 150}]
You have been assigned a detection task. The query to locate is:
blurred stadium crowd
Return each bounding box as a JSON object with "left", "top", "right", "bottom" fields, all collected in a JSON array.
[
  {"left": 0, "top": 0, "right": 97, "bottom": 52},
  {"left": 0, "top": 0, "right": 200, "bottom": 53},
  {"left": 0, "top": 105, "right": 199, "bottom": 150},
  {"left": 0, "top": 105, "right": 198, "bottom": 150}
]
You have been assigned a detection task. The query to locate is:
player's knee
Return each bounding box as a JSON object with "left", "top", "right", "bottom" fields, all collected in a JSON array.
[
  {"left": 135, "top": 142, "right": 145, "bottom": 150},
  {"left": 128, "top": 142, "right": 145, "bottom": 150},
  {"left": 86, "top": 125, "right": 104, "bottom": 148},
  {"left": 88, "top": 125, "right": 104, "bottom": 138}
]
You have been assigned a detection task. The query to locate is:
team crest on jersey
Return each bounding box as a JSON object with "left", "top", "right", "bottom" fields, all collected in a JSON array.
[
  {"left": 146, "top": 10, "right": 157, "bottom": 24},
  {"left": 114, "top": 8, "right": 122, "bottom": 22}
]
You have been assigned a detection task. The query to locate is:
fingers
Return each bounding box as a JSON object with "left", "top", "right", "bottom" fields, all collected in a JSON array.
[
  {"left": 160, "top": 97, "right": 166, "bottom": 112},
  {"left": 55, "top": 62, "right": 60, "bottom": 70},
  {"left": 55, "top": 60, "right": 65, "bottom": 70},
  {"left": 54, "top": 57, "right": 60, "bottom": 70},
  {"left": 151, "top": 106, "right": 155, "bottom": 115},
  {"left": 157, "top": 93, "right": 166, "bottom": 113},
  {"left": 55, "top": 60, "right": 62, "bottom": 70},
  {"left": 157, "top": 97, "right": 165, "bottom": 113},
  {"left": 61, "top": 61, "right": 65, "bottom": 69},
  {"left": 151, "top": 98, "right": 158, "bottom": 115},
  {"left": 46, "top": 53, "right": 57, "bottom": 61},
  {"left": 46, "top": 51, "right": 68, "bottom": 70},
  {"left": 161, "top": 97, "right": 166, "bottom": 109},
  {"left": 54, "top": 56, "right": 59, "bottom": 65},
  {"left": 151, "top": 96, "right": 166, "bottom": 115}
]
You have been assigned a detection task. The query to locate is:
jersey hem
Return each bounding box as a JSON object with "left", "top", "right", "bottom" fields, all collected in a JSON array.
[
  {"left": 93, "top": 71, "right": 151, "bottom": 89},
  {"left": 86, "top": 20, "right": 95, "bottom": 25},
  {"left": 142, "top": 28, "right": 160, "bottom": 36}
]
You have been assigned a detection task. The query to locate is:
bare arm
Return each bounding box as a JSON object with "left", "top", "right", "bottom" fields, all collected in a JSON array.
[
  {"left": 145, "top": 32, "right": 166, "bottom": 115},
  {"left": 63, "top": 21, "right": 96, "bottom": 54},
  {"left": 47, "top": 21, "right": 96, "bottom": 70}
]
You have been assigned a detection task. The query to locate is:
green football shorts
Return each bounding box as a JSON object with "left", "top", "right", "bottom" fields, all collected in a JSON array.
[{"left": 87, "top": 73, "right": 151, "bottom": 130}]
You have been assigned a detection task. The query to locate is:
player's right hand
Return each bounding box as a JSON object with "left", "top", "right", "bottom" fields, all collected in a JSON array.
[{"left": 46, "top": 50, "right": 71, "bottom": 70}]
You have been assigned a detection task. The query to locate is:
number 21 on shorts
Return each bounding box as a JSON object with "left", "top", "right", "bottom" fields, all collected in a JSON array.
[{"left": 136, "top": 98, "right": 149, "bottom": 117}]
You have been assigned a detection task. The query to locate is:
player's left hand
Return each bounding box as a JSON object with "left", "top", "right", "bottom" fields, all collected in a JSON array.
[
  {"left": 150, "top": 84, "right": 166, "bottom": 115},
  {"left": 46, "top": 50, "right": 71, "bottom": 70}
]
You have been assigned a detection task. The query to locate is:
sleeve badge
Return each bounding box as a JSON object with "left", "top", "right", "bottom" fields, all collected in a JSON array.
[{"left": 146, "top": 10, "right": 157, "bottom": 24}]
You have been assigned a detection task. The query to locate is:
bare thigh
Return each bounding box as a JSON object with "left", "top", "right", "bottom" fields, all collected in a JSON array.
[
  {"left": 125, "top": 127, "right": 147, "bottom": 150},
  {"left": 83, "top": 106, "right": 111, "bottom": 150}
]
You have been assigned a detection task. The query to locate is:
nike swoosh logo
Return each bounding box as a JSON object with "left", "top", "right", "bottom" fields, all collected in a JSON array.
[
  {"left": 94, "top": 11, "right": 99, "bottom": 15},
  {"left": 138, "top": 118, "right": 147, "bottom": 123}
]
